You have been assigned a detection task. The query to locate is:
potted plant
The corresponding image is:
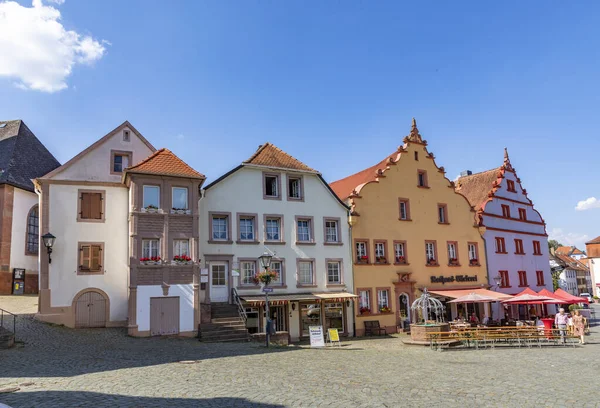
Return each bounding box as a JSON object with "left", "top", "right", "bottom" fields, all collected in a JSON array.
[
  {"left": 172, "top": 255, "right": 193, "bottom": 265},
  {"left": 427, "top": 258, "right": 437, "bottom": 266},
  {"left": 358, "top": 255, "right": 369, "bottom": 264},
  {"left": 376, "top": 256, "right": 387, "bottom": 264},
  {"left": 449, "top": 257, "right": 458, "bottom": 265},
  {"left": 251, "top": 269, "right": 279, "bottom": 286},
  {"left": 380, "top": 306, "right": 391, "bottom": 313},
  {"left": 142, "top": 204, "right": 159, "bottom": 214},
  {"left": 396, "top": 255, "right": 406, "bottom": 264},
  {"left": 469, "top": 258, "right": 479, "bottom": 266},
  {"left": 359, "top": 306, "right": 371, "bottom": 315},
  {"left": 140, "top": 256, "right": 161, "bottom": 265}
]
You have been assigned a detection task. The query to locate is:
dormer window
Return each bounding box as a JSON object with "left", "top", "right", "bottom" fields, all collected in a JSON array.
[
  {"left": 123, "top": 130, "right": 130, "bottom": 142},
  {"left": 263, "top": 173, "right": 281, "bottom": 200},
  {"left": 111, "top": 150, "right": 132, "bottom": 174},
  {"left": 288, "top": 176, "right": 303, "bottom": 200}
]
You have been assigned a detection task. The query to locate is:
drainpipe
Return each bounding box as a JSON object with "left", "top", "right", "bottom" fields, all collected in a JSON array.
[{"left": 348, "top": 210, "right": 356, "bottom": 337}]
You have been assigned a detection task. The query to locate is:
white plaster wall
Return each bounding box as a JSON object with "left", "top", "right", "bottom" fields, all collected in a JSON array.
[
  {"left": 200, "top": 166, "right": 354, "bottom": 337},
  {"left": 10, "top": 187, "right": 39, "bottom": 274},
  {"left": 559, "top": 269, "right": 578, "bottom": 295},
  {"left": 52, "top": 127, "right": 154, "bottom": 182},
  {"left": 481, "top": 170, "right": 552, "bottom": 294},
  {"left": 47, "top": 184, "right": 129, "bottom": 322},
  {"left": 136, "top": 285, "right": 195, "bottom": 333},
  {"left": 591, "top": 258, "right": 600, "bottom": 297}
]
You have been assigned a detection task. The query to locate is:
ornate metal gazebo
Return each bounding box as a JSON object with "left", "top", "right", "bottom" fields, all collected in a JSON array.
[{"left": 410, "top": 288, "right": 445, "bottom": 324}]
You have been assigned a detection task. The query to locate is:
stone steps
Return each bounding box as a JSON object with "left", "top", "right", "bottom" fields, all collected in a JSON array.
[
  {"left": 198, "top": 303, "right": 249, "bottom": 343},
  {"left": 0, "top": 327, "right": 15, "bottom": 349}
]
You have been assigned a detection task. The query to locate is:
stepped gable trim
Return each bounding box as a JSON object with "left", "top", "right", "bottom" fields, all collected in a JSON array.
[
  {"left": 41, "top": 121, "right": 156, "bottom": 180},
  {"left": 124, "top": 148, "right": 205, "bottom": 180},
  {"left": 455, "top": 148, "right": 546, "bottom": 233},
  {"left": 330, "top": 118, "right": 476, "bottom": 217}
]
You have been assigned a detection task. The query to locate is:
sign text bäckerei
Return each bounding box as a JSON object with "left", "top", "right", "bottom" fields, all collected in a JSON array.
[{"left": 430, "top": 275, "right": 478, "bottom": 284}]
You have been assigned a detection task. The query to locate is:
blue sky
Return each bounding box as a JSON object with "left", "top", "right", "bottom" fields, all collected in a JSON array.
[{"left": 1, "top": 0, "right": 599, "bottom": 248}]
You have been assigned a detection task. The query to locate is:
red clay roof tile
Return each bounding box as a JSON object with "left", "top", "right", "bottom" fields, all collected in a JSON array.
[
  {"left": 243, "top": 143, "right": 317, "bottom": 172},
  {"left": 125, "top": 148, "right": 205, "bottom": 179},
  {"left": 454, "top": 168, "right": 502, "bottom": 211},
  {"left": 329, "top": 153, "right": 396, "bottom": 201},
  {"left": 586, "top": 236, "right": 600, "bottom": 245}
]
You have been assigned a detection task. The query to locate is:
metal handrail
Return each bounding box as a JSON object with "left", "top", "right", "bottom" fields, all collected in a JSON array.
[
  {"left": 0, "top": 308, "right": 16, "bottom": 337},
  {"left": 231, "top": 288, "right": 247, "bottom": 325}
]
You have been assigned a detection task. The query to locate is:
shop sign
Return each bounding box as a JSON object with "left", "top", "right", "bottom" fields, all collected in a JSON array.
[
  {"left": 309, "top": 325, "right": 325, "bottom": 348},
  {"left": 327, "top": 328, "right": 341, "bottom": 347},
  {"left": 430, "top": 275, "right": 478, "bottom": 284}
]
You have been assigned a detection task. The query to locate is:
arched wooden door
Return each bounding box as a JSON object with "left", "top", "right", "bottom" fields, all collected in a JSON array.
[{"left": 75, "top": 291, "right": 107, "bottom": 328}]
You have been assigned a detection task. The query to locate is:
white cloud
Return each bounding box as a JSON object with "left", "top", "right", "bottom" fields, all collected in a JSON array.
[
  {"left": 575, "top": 197, "right": 600, "bottom": 211},
  {"left": 549, "top": 228, "right": 590, "bottom": 249},
  {"left": 0, "top": 0, "right": 107, "bottom": 92},
  {"left": 176, "top": 134, "right": 185, "bottom": 140}
]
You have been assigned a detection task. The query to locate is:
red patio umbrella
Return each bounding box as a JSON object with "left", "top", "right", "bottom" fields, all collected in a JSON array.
[{"left": 554, "top": 289, "right": 589, "bottom": 304}]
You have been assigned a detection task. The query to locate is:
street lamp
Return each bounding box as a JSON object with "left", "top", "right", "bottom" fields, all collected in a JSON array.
[
  {"left": 492, "top": 275, "right": 502, "bottom": 290},
  {"left": 42, "top": 233, "right": 56, "bottom": 264},
  {"left": 258, "top": 252, "right": 273, "bottom": 347}
]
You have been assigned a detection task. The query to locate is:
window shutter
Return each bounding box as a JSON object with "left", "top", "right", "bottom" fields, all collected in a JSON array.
[
  {"left": 80, "top": 193, "right": 91, "bottom": 219},
  {"left": 91, "top": 245, "right": 102, "bottom": 271},
  {"left": 80, "top": 245, "right": 91, "bottom": 270},
  {"left": 90, "top": 193, "right": 102, "bottom": 219}
]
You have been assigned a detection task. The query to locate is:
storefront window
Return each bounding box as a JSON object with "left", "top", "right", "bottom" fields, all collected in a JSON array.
[
  {"left": 324, "top": 303, "right": 344, "bottom": 332},
  {"left": 300, "top": 303, "right": 321, "bottom": 337},
  {"left": 245, "top": 307, "right": 259, "bottom": 334}
]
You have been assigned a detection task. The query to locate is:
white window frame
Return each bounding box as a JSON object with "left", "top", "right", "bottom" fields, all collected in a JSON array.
[
  {"left": 270, "top": 260, "right": 282, "bottom": 285},
  {"left": 241, "top": 261, "right": 256, "bottom": 285},
  {"left": 172, "top": 187, "right": 188, "bottom": 210},
  {"left": 426, "top": 242, "right": 436, "bottom": 261},
  {"left": 142, "top": 239, "right": 160, "bottom": 259},
  {"left": 143, "top": 185, "right": 160, "bottom": 209},
  {"left": 447, "top": 243, "right": 457, "bottom": 260},
  {"left": 288, "top": 177, "right": 302, "bottom": 199},
  {"left": 325, "top": 220, "right": 339, "bottom": 243},
  {"left": 298, "top": 261, "right": 313, "bottom": 285},
  {"left": 377, "top": 289, "right": 389, "bottom": 309},
  {"left": 356, "top": 242, "right": 367, "bottom": 259},
  {"left": 327, "top": 261, "right": 341, "bottom": 284},
  {"left": 399, "top": 201, "right": 408, "bottom": 220},
  {"left": 265, "top": 174, "right": 279, "bottom": 198},
  {"left": 438, "top": 206, "right": 446, "bottom": 223},
  {"left": 212, "top": 216, "right": 228, "bottom": 241},
  {"left": 359, "top": 290, "right": 370, "bottom": 309},
  {"left": 239, "top": 217, "right": 255, "bottom": 241},
  {"left": 468, "top": 243, "right": 477, "bottom": 260},
  {"left": 394, "top": 243, "right": 405, "bottom": 259},
  {"left": 297, "top": 219, "right": 311, "bottom": 242},
  {"left": 265, "top": 218, "right": 281, "bottom": 241},
  {"left": 375, "top": 242, "right": 385, "bottom": 258},
  {"left": 173, "top": 239, "right": 190, "bottom": 257}
]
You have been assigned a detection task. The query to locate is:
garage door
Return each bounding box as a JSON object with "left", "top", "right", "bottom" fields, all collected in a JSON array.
[
  {"left": 150, "top": 297, "right": 180, "bottom": 336},
  {"left": 75, "top": 291, "right": 107, "bottom": 328}
]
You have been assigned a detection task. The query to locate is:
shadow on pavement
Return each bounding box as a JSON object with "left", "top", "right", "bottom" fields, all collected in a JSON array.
[
  {"left": 0, "top": 313, "right": 299, "bottom": 379},
  {"left": 0, "top": 391, "right": 285, "bottom": 408}
]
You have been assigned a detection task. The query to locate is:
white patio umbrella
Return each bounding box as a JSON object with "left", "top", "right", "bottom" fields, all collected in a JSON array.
[{"left": 448, "top": 292, "right": 497, "bottom": 304}]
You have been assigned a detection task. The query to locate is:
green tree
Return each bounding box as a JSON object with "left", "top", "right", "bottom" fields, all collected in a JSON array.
[{"left": 548, "top": 239, "right": 562, "bottom": 252}]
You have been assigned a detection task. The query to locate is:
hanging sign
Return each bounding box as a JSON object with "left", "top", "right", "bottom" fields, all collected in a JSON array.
[
  {"left": 200, "top": 275, "right": 209, "bottom": 283},
  {"left": 262, "top": 287, "right": 273, "bottom": 293},
  {"left": 200, "top": 268, "right": 209, "bottom": 275},
  {"left": 309, "top": 326, "right": 325, "bottom": 348},
  {"left": 327, "top": 328, "right": 341, "bottom": 347}
]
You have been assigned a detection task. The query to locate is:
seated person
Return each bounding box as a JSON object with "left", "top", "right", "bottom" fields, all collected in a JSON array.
[
  {"left": 454, "top": 313, "right": 465, "bottom": 322},
  {"left": 469, "top": 313, "right": 479, "bottom": 324}
]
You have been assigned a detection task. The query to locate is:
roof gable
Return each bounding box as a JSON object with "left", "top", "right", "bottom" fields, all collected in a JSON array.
[
  {"left": 0, "top": 120, "right": 60, "bottom": 192},
  {"left": 243, "top": 143, "right": 317, "bottom": 173},
  {"left": 454, "top": 168, "right": 502, "bottom": 211},
  {"left": 125, "top": 148, "right": 205, "bottom": 179},
  {"left": 41, "top": 121, "right": 156, "bottom": 180},
  {"left": 330, "top": 153, "right": 395, "bottom": 201},
  {"left": 586, "top": 236, "right": 600, "bottom": 245}
]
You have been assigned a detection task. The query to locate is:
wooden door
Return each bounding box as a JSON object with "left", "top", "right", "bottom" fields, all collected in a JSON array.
[
  {"left": 75, "top": 291, "right": 107, "bottom": 328},
  {"left": 150, "top": 297, "right": 180, "bottom": 336}
]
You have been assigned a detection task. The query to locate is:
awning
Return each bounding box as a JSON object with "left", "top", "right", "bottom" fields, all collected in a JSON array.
[
  {"left": 240, "top": 292, "right": 357, "bottom": 306},
  {"left": 314, "top": 293, "right": 358, "bottom": 302},
  {"left": 429, "top": 288, "right": 512, "bottom": 301}
]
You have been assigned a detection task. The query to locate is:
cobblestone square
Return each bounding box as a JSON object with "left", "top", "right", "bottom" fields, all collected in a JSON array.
[{"left": 1, "top": 296, "right": 599, "bottom": 408}]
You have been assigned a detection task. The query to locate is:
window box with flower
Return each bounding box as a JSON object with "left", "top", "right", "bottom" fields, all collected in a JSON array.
[
  {"left": 375, "top": 256, "right": 387, "bottom": 264},
  {"left": 141, "top": 204, "right": 163, "bottom": 214},
  {"left": 469, "top": 258, "right": 479, "bottom": 266},
  {"left": 139, "top": 256, "right": 162, "bottom": 265},
  {"left": 448, "top": 258, "right": 459, "bottom": 266},
  {"left": 359, "top": 307, "right": 371, "bottom": 316},
  {"left": 170, "top": 207, "right": 191, "bottom": 215},
  {"left": 427, "top": 258, "right": 438, "bottom": 266},
  {"left": 395, "top": 256, "right": 407, "bottom": 264},
  {"left": 357, "top": 255, "right": 369, "bottom": 264},
  {"left": 172, "top": 255, "right": 193, "bottom": 265},
  {"left": 379, "top": 306, "right": 391, "bottom": 314}
]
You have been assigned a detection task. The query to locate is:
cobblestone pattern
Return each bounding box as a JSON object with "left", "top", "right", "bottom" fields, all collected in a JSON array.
[{"left": 0, "top": 295, "right": 599, "bottom": 408}]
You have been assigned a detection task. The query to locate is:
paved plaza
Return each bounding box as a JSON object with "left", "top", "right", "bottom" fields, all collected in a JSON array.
[{"left": 0, "top": 296, "right": 599, "bottom": 408}]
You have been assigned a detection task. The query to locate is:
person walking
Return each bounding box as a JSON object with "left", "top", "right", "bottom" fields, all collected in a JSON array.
[
  {"left": 555, "top": 308, "right": 569, "bottom": 344},
  {"left": 572, "top": 309, "right": 585, "bottom": 344}
]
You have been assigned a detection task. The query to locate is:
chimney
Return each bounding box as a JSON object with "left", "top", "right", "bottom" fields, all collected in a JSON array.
[{"left": 460, "top": 170, "right": 473, "bottom": 177}]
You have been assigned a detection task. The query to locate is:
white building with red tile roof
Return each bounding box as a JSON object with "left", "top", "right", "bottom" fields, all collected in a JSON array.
[
  {"left": 585, "top": 236, "right": 600, "bottom": 297},
  {"left": 199, "top": 143, "right": 354, "bottom": 342},
  {"left": 34, "top": 122, "right": 206, "bottom": 336},
  {"left": 456, "top": 149, "right": 552, "bottom": 319}
]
